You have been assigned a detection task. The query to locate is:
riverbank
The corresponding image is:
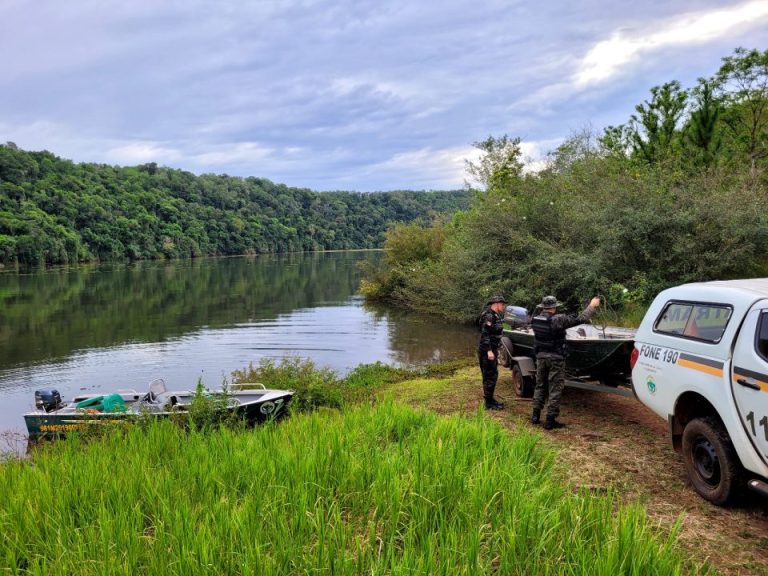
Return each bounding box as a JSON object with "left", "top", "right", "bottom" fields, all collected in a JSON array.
[
  {"left": 1, "top": 359, "right": 725, "bottom": 575},
  {"left": 385, "top": 364, "right": 768, "bottom": 575}
]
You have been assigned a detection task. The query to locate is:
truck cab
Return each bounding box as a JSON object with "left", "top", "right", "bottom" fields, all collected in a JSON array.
[{"left": 632, "top": 279, "right": 768, "bottom": 505}]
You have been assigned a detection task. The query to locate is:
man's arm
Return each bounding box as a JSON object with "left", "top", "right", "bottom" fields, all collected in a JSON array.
[
  {"left": 478, "top": 312, "right": 493, "bottom": 352},
  {"left": 553, "top": 297, "right": 600, "bottom": 330}
]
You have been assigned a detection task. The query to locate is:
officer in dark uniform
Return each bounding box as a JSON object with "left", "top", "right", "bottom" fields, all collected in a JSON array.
[
  {"left": 530, "top": 295, "right": 600, "bottom": 429},
  {"left": 478, "top": 295, "right": 507, "bottom": 410}
]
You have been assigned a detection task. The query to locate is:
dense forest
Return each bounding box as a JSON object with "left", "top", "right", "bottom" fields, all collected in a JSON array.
[
  {"left": 0, "top": 148, "right": 471, "bottom": 266},
  {"left": 362, "top": 48, "right": 768, "bottom": 321}
]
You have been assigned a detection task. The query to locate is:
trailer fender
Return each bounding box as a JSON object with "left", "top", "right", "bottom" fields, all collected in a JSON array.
[{"left": 512, "top": 356, "right": 536, "bottom": 377}]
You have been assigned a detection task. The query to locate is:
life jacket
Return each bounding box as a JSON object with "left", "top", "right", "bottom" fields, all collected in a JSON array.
[{"left": 531, "top": 313, "right": 566, "bottom": 356}]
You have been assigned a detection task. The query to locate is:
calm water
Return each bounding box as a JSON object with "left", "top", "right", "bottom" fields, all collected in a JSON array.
[{"left": 0, "top": 252, "right": 476, "bottom": 440}]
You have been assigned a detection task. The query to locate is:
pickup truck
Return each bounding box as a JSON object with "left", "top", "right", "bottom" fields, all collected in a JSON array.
[{"left": 631, "top": 279, "right": 768, "bottom": 505}]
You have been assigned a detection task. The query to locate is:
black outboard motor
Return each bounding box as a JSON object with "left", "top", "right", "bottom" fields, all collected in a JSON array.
[{"left": 35, "top": 389, "right": 62, "bottom": 413}]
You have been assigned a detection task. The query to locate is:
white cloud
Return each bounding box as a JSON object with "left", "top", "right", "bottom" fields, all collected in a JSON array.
[
  {"left": 330, "top": 77, "right": 407, "bottom": 99},
  {"left": 358, "top": 145, "right": 477, "bottom": 190},
  {"left": 575, "top": 0, "right": 768, "bottom": 87},
  {"left": 105, "top": 142, "right": 182, "bottom": 164},
  {"left": 520, "top": 138, "right": 563, "bottom": 173},
  {"left": 192, "top": 142, "right": 274, "bottom": 167}
]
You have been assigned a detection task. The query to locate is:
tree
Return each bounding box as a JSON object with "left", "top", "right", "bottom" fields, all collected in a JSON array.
[
  {"left": 627, "top": 81, "right": 688, "bottom": 164},
  {"left": 683, "top": 78, "right": 723, "bottom": 168},
  {"left": 464, "top": 135, "right": 523, "bottom": 192},
  {"left": 599, "top": 124, "right": 631, "bottom": 157},
  {"left": 714, "top": 47, "right": 768, "bottom": 177}
]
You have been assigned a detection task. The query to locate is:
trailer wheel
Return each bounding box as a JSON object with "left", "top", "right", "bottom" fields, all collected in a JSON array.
[
  {"left": 512, "top": 364, "right": 535, "bottom": 398},
  {"left": 498, "top": 337, "right": 513, "bottom": 368},
  {"left": 681, "top": 417, "right": 743, "bottom": 506}
]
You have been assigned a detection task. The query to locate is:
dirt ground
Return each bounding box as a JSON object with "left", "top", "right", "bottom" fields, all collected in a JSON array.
[{"left": 389, "top": 367, "right": 768, "bottom": 575}]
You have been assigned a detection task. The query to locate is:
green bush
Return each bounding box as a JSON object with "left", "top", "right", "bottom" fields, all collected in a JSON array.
[
  {"left": 360, "top": 222, "right": 446, "bottom": 305},
  {"left": 231, "top": 357, "right": 343, "bottom": 412}
]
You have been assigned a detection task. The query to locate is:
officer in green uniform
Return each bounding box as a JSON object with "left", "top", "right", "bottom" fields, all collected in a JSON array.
[
  {"left": 530, "top": 295, "right": 600, "bottom": 429},
  {"left": 478, "top": 295, "right": 507, "bottom": 410}
]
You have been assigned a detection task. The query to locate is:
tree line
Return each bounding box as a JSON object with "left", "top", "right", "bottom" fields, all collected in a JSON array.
[
  {"left": 362, "top": 48, "right": 768, "bottom": 321},
  {"left": 0, "top": 146, "right": 471, "bottom": 266}
]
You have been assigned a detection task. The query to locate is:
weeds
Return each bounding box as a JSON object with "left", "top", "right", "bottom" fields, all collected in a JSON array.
[
  {"left": 185, "top": 377, "right": 242, "bottom": 431},
  {"left": 231, "top": 357, "right": 473, "bottom": 414}
]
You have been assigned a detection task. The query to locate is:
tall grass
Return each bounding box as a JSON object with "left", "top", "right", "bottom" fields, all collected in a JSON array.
[{"left": 0, "top": 402, "right": 706, "bottom": 575}]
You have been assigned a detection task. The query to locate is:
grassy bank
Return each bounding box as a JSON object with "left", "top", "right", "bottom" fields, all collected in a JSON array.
[{"left": 1, "top": 393, "right": 705, "bottom": 575}]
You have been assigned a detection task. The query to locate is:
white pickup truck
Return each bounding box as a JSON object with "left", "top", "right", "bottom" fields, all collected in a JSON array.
[{"left": 632, "top": 279, "right": 768, "bottom": 505}]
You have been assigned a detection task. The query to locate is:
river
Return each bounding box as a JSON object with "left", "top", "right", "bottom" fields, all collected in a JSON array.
[{"left": 0, "top": 251, "right": 476, "bottom": 444}]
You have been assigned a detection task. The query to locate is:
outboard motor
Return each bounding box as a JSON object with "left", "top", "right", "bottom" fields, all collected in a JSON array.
[
  {"left": 505, "top": 305, "right": 529, "bottom": 323},
  {"left": 34, "top": 389, "right": 62, "bottom": 413}
]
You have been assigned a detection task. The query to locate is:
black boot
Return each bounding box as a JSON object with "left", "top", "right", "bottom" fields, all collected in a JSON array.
[
  {"left": 484, "top": 398, "right": 504, "bottom": 410},
  {"left": 543, "top": 416, "right": 565, "bottom": 430},
  {"left": 530, "top": 408, "right": 541, "bottom": 425}
]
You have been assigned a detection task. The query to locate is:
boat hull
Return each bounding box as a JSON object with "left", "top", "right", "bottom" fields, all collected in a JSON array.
[
  {"left": 502, "top": 324, "right": 635, "bottom": 382},
  {"left": 24, "top": 390, "right": 293, "bottom": 440}
]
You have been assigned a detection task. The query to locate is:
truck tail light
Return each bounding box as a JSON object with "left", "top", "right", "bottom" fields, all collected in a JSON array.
[{"left": 630, "top": 347, "right": 639, "bottom": 370}]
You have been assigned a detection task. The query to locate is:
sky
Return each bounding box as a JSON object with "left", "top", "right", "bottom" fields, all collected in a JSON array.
[{"left": 1, "top": 0, "right": 767, "bottom": 191}]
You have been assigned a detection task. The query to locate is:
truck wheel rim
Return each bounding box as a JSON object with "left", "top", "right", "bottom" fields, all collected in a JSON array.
[{"left": 692, "top": 438, "right": 720, "bottom": 486}]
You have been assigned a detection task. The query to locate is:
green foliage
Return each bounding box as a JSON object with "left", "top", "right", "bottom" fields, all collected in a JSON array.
[
  {"left": 383, "top": 221, "right": 445, "bottom": 265},
  {"left": 0, "top": 144, "right": 471, "bottom": 266},
  {"left": 232, "top": 357, "right": 343, "bottom": 412},
  {"left": 714, "top": 47, "right": 768, "bottom": 176},
  {"left": 464, "top": 134, "right": 523, "bottom": 191},
  {"left": 366, "top": 133, "right": 768, "bottom": 320},
  {"left": 186, "top": 378, "right": 240, "bottom": 431},
  {"left": 359, "top": 222, "right": 445, "bottom": 303},
  {"left": 628, "top": 81, "right": 688, "bottom": 165},
  {"left": 683, "top": 79, "right": 723, "bottom": 168},
  {"left": 0, "top": 402, "right": 706, "bottom": 574},
  {"left": 365, "top": 48, "right": 768, "bottom": 323}
]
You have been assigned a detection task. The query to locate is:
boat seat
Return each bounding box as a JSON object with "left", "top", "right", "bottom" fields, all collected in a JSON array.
[{"left": 146, "top": 379, "right": 168, "bottom": 403}]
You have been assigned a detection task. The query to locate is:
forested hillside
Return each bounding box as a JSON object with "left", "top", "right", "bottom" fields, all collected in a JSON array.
[
  {"left": 0, "top": 147, "right": 471, "bottom": 266},
  {"left": 362, "top": 48, "right": 768, "bottom": 320}
]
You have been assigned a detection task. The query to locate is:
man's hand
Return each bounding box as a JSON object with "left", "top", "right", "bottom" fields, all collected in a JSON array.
[
  {"left": 590, "top": 297, "right": 601, "bottom": 308},
  {"left": 487, "top": 350, "right": 495, "bottom": 361}
]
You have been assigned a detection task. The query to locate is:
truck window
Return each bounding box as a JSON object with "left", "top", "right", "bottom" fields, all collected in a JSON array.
[
  {"left": 757, "top": 312, "right": 768, "bottom": 361},
  {"left": 654, "top": 301, "right": 732, "bottom": 343}
]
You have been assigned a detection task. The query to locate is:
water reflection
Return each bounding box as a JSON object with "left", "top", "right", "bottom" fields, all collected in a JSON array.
[
  {"left": 365, "top": 304, "right": 475, "bottom": 365},
  {"left": 0, "top": 253, "right": 364, "bottom": 368}
]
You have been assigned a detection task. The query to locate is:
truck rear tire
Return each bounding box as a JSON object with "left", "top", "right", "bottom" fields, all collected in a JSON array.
[
  {"left": 512, "top": 364, "right": 535, "bottom": 398},
  {"left": 681, "top": 417, "right": 743, "bottom": 506},
  {"left": 498, "top": 337, "right": 513, "bottom": 368}
]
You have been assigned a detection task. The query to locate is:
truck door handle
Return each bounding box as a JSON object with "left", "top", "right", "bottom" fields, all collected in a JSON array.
[{"left": 737, "top": 378, "right": 761, "bottom": 391}]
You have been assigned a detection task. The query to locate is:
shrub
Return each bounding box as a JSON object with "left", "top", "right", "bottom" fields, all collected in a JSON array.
[{"left": 231, "top": 357, "right": 344, "bottom": 412}]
